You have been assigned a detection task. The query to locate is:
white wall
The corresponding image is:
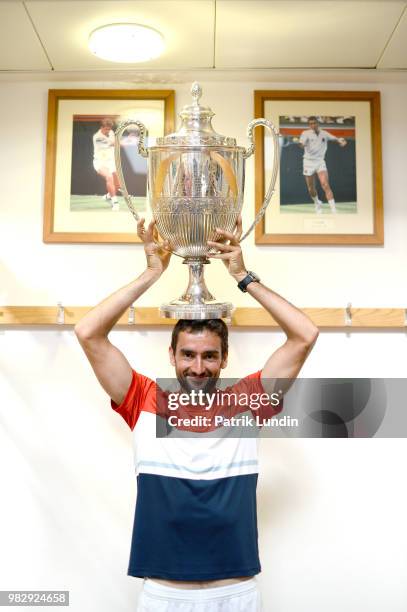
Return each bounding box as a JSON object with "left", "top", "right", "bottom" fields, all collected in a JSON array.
[{"left": 1, "top": 76, "right": 407, "bottom": 611}]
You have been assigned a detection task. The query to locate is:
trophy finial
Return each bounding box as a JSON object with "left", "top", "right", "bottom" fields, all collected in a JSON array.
[{"left": 191, "top": 82, "right": 202, "bottom": 106}]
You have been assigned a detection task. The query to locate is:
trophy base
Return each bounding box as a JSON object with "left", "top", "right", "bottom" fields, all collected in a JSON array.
[{"left": 159, "top": 301, "right": 234, "bottom": 320}]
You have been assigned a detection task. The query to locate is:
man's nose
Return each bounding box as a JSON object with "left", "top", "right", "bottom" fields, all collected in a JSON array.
[{"left": 191, "top": 357, "right": 205, "bottom": 375}]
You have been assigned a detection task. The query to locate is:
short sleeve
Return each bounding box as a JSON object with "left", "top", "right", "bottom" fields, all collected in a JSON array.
[
  {"left": 299, "top": 131, "right": 307, "bottom": 145},
  {"left": 110, "top": 370, "right": 156, "bottom": 431},
  {"left": 251, "top": 371, "right": 284, "bottom": 421},
  {"left": 324, "top": 130, "right": 337, "bottom": 141},
  {"left": 223, "top": 371, "right": 284, "bottom": 421}
]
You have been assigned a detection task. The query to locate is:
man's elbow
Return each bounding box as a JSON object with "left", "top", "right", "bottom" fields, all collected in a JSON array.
[
  {"left": 297, "top": 325, "right": 319, "bottom": 351},
  {"left": 74, "top": 322, "right": 96, "bottom": 344},
  {"left": 74, "top": 323, "right": 86, "bottom": 343},
  {"left": 305, "top": 325, "right": 319, "bottom": 348}
]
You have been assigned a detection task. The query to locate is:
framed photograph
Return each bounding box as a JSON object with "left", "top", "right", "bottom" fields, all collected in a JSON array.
[
  {"left": 254, "top": 90, "right": 383, "bottom": 245},
  {"left": 43, "top": 89, "right": 175, "bottom": 243}
]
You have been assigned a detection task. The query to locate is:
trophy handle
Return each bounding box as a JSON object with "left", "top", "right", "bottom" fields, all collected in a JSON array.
[
  {"left": 114, "top": 119, "right": 149, "bottom": 224},
  {"left": 114, "top": 119, "right": 170, "bottom": 253},
  {"left": 240, "top": 118, "right": 279, "bottom": 242}
]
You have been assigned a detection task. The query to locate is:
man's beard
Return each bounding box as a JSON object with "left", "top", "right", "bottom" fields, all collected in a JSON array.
[{"left": 176, "top": 372, "right": 219, "bottom": 395}]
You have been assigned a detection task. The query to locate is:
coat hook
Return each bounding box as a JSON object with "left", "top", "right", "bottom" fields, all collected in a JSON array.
[
  {"left": 128, "top": 305, "right": 135, "bottom": 325},
  {"left": 57, "top": 302, "right": 65, "bottom": 325},
  {"left": 345, "top": 302, "right": 352, "bottom": 327}
]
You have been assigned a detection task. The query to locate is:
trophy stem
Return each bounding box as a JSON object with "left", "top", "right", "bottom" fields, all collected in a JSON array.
[
  {"left": 159, "top": 258, "right": 234, "bottom": 320},
  {"left": 180, "top": 260, "right": 214, "bottom": 304}
]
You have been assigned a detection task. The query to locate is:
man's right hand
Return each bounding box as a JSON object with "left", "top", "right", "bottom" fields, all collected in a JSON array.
[{"left": 137, "top": 218, "right": 172, "bottom": 277}]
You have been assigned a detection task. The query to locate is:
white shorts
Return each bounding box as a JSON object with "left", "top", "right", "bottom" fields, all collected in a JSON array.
[
  {"left": 93, "top": 159, "right": 116, "bottom": 174},
  {"left": 136, "top": 578, "right": 263, "bottom": 612},
  {"left": 303, "top": 159, "right": 327, "bottom": 176}
]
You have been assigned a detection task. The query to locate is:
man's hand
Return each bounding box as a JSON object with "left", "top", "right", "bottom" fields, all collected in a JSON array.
[
  {"left": 207, "top": 215, "right": 247, "bottom": 281},
  {"left": 338, "top": 137, "right": 347, "bottom": 147},
  {"left": 138, "top": 218, "right": 171, "bottom": 277}
]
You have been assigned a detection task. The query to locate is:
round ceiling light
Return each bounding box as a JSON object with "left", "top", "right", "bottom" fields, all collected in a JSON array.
[{"left": 88, "top": 24, "right": 165, "bottom": 63}]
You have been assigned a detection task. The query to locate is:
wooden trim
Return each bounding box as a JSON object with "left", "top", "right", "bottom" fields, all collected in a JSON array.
[
  {"left": 42, "top": 231, "right": 141, "bottom": 244},
  {"left": 254, "top": 91, "right": 266, "bottom": 245},
  {"left": 254, "top": 89, "right": 384, "bottom": 246},
  {"left": 0, "top": 306, "right": 405, "bottom": 328},
  {"left": 43, "top": 89, "right": 58, "bottom": 242},
  {"left": 43, "top": 89, "right": 175, "bottom": 244},
  {"left": 370, "top": 91, "right": 384, "bottom": 245}
]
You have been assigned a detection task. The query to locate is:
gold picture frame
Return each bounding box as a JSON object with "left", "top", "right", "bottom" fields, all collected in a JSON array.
[
  {"left": 43, "top": 89, "right": 175, "bottom": 244},
  {"left": 254, "top": 90, "right": 383, "bottom": 245}
]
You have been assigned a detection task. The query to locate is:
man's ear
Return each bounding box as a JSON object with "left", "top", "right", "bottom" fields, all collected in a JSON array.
[
  {"left": 169, "top": 346, "right": 175, "bottom": 366},
  {"left": 221, "top": 353, "right": 228, "bottom": 369}
]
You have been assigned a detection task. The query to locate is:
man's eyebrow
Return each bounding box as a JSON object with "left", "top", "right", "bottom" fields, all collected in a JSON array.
[{"left": 179, "top": 348, "right": 220, "bottom": 355}]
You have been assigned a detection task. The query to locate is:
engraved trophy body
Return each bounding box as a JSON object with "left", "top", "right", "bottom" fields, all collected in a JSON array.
[{"left": 115, "top": 83, "right": 279, "bottom": 319}]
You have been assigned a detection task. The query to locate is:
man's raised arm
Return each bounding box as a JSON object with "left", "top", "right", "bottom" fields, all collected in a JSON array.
[
  {"left": 74, "top": 220, "right": 171, "bottom": 405},
  {"left": 207, "top": 217, "right": 318, "bottom": 389}
]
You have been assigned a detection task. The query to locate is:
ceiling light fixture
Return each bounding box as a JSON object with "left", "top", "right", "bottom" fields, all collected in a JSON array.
[{"left": 88, "top": 23, "right": 165, "bottom": 63}]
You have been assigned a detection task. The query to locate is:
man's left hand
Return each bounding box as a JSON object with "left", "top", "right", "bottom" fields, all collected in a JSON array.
[{"left": 207, "top": 215, "right": 247, "bottom": 281}]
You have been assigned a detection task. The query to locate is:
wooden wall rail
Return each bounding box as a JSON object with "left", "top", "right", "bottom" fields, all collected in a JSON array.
[{"left": 0, "top": 306, "right": 406, "bottom": 328}]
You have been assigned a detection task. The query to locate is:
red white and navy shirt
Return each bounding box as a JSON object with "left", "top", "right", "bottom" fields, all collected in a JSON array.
[{"left": 111, "top": 370, "right": 282, "bottom": 581}]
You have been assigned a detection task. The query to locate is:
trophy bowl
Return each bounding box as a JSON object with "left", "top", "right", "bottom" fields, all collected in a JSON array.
[{"left": 115, "top": 82, "right": 279, "bottom": 320}]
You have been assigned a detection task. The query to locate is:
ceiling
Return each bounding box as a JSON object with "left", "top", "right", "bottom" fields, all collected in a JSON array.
[{"left": 1, "top": 0, "right": 407, "bottom": 76}]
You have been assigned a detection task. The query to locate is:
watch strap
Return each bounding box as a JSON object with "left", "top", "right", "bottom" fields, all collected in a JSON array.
[{"left": 237, "top": 271, "right": 260, "bottom": 293}]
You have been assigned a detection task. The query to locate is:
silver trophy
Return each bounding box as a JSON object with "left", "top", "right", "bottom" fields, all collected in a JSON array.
[{"left": 115, "top": 82, "right": 279, "bottom": 320}]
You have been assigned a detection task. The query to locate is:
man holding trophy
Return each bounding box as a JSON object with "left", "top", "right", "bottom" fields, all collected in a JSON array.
[{"left": 75, "top": 84, "right": 319, "bottom": 611}]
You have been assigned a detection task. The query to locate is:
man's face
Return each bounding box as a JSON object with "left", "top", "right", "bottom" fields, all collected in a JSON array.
[
  {"left": 169, "top": 329, "right": 228, "bottom": 393},
  {"left": 100, "top": 125, "right": 112, "bottom": 135},
  {"left": 308, "top": 119, "right": 319, "bottom": 132}
]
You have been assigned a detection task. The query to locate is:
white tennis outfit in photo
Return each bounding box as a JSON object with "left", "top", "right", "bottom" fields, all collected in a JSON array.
[
  {"left": 136, "top": 578, "right": 263, "bottom": 612},
  {"left": 92, "top": 128, "right": 116, "bottom": 173},
  {"left": 300, "top": 128, "right": 337, "bottom": 175}
]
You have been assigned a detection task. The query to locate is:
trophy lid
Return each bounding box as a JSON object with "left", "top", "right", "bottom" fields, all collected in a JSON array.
[{"left": 156, "top": 82, "right": 236, "bottom": 147}]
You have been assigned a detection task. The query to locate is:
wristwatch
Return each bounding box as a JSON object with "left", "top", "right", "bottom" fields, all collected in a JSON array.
[{"left": 237, "top": 270, "right": 260, "bottom": 293}]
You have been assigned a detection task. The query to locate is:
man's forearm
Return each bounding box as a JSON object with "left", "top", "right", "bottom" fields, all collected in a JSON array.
[
  {"left": 235, "top": 273, "right": 318, "bottom": 344},
  {"left": 75, "top": 269, "right": 159, "bottom": 340}
]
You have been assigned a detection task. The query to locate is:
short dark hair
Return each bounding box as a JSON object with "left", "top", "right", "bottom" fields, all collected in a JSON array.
[
  {"left": 171, "top": 319, "right": 228, "bottom": 358},
  {"left": 101, "top": 117, "right": 114, "bottom": 128},
  {"left": 308, "top": 116, "right": 318, "bottom": 123}
]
